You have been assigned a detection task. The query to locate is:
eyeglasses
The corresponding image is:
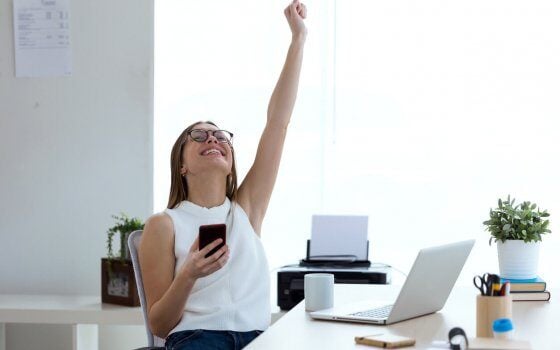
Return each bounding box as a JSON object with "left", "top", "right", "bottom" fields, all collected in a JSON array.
[{"left": 188, "top": 129, "right": 233, "bottom": 143}]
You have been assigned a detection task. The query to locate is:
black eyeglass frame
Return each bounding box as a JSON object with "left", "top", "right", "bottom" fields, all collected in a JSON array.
[{"left": 188, "top": 129, "right": 234, "bottom": 143}]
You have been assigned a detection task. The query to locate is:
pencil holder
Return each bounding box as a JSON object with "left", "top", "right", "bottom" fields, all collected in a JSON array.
[{"left": 476, "top": 295, "right": 513, "bottom": 337}]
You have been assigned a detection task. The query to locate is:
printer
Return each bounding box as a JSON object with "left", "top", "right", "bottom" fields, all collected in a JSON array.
[{"left": 277, "top": 240, "right": 391, "bottom": 310}]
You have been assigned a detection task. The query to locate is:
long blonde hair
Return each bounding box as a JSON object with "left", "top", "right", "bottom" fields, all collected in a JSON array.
[{"left": 167, "top": 121, "right": 238, "bottom": 209}]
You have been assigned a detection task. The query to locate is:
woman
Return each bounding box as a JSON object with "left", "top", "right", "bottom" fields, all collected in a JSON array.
[{"left": 139, "top": 1, "right": 307, "bottom": 349}]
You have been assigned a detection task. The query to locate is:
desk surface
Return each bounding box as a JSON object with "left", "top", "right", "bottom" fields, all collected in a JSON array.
[
  {"left": 247, "top": 284, "right": 558, "bottom": 350},
  {"left": 0, "top": 293, "right": 286, "bottom": 326},
  {"left": 0, "top": 294, "right": 144, "bottom": 325}
]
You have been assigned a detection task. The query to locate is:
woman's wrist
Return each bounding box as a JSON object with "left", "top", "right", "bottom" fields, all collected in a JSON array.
[
  {"left": 177, "top": 267, "right": 197, "bottom": 288},
  {"left": 291, "top": 32, "right": 307, "bottom": 45}
]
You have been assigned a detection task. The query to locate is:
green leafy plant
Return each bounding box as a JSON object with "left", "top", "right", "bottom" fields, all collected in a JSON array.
[
  {"left": 106, "top": 213, "right": 145, "bottom": 263},
  {"left": 483, "top": 195, "right": 551, "bottom": 245}
]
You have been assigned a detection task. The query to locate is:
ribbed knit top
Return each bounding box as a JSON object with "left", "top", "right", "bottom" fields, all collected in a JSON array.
[{"left": 164, "top": 198, "right": 270, "bottom": 335}]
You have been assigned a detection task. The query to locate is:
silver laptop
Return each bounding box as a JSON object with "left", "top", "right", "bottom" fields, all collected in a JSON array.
[{"left": 310, "top": 239, "right": 474, "bottom": 325}]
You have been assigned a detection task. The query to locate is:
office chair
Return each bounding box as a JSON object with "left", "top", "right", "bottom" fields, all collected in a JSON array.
[{"left": 128, "top": 230, "right": 166, "bottom": 350}]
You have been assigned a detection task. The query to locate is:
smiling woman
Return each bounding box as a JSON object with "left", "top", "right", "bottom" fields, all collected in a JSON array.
[
  {"left": 167, "top": 121, "right": 238, "bottom": 211},
  {"left": 143, "top": 1, "right": 308, "bottom": 349}
]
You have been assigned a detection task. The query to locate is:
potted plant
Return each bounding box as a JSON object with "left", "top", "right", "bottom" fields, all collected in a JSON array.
[
  {"left": 483, "top": 195, "right": 551, "bottom": 279},
  {"left": 101, "top": 213, "right": 144, "bottom": 306}
]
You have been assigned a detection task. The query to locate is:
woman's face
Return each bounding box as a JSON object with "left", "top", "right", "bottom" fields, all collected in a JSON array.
[{"left": 181, "top": 123, "right": 233, "bottom": 178}]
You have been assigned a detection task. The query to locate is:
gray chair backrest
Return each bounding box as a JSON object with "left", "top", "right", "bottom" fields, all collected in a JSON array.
[{"left": 128, "top": 230, "right": 166, "bottom": 347}]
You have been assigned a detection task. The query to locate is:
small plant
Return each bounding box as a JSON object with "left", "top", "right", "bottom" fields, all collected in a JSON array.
[
  {"left": 106, "top": 213, "right": 145, "bottom": 263},
  {"left": 483, "top": 195, "right": 551, "bottom": 245}
]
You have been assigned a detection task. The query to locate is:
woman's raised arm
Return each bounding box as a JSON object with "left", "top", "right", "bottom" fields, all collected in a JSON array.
[{"left": 238, "top": 0, "right": 307, "bottom": 234}]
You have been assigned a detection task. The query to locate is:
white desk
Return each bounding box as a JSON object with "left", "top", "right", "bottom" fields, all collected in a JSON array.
[
  {"left": 247, "top": 284, "right": 558, "bottom": 349},
  {"left": 0, "top": 293, "right": 285, "bottom": 350},
  {"left": 0, "top": 294, "right": 144, "bottom": 350}
]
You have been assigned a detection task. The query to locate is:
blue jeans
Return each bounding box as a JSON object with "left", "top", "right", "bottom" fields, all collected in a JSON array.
[{"left": 165, "top": 329, "right": 263, "bottom": 350}]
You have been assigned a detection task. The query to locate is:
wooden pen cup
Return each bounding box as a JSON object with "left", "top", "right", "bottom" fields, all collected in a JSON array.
[{"left": 476, "top": 295, "right": 513, "bottom": 337}]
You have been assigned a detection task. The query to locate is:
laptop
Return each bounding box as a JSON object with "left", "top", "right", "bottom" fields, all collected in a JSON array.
[{"left": 310, "top": 239, "right": 475, "bottom": 325}]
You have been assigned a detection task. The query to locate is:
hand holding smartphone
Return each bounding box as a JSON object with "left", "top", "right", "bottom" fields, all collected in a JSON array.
[{"left": 199, "top": 224, "right": 226, "bottom": 258}]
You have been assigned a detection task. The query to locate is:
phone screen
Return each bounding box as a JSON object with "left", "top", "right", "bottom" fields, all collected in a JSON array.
[{"left": 199, "top": 224, "right": 226, "bottom": 258}]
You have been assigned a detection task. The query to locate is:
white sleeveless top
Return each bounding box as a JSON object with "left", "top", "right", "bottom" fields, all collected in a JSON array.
[{"left": 164, "top": 198, "right": 270, "bottom": 335}]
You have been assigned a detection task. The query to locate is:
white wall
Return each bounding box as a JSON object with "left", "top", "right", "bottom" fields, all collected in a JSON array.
[{"left": 0, "top": 0, "right": 153, "bottom": 348}]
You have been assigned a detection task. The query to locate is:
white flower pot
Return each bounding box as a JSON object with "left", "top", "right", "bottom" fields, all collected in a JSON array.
[{"left": 497, "top": 240, "right": 540, "bottom": 279}]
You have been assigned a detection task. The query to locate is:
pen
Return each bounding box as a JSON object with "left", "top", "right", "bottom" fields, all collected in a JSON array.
[{"left": 498, "top": 281, "right": 510, "bottom": 296}]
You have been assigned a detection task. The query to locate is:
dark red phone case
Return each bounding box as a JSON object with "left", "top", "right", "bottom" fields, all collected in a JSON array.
[{"left": 199, "top": 224, "right": 226, "bottom": 258}]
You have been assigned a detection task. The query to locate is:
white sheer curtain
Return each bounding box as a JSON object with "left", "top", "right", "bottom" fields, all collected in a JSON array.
[
  {"left": 156, "top": 0, "right": 560, "bottom": 284},
  {"left": 328, "top": 0, "right": 560, "bottom": 283}
]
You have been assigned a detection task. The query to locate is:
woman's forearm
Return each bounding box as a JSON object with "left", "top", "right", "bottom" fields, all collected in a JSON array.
[
  {"left": 266, "top": 34, "right": 306, "bottom": 129},
  {"left": 148, "top": 272, "right": 196, "bottom": 338}
]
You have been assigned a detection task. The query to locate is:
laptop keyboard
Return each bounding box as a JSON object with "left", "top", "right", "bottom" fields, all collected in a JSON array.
[{"left": 349, "top": 304, "right": 393, "bottom": 319}]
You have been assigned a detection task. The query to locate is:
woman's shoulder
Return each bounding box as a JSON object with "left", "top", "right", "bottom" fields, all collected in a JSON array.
[
  {"left": 144, "top": 212, "right": 174, "bottom": 237},
  {"left": 138, "top": 212, "right": 175, "bottom": 257}
]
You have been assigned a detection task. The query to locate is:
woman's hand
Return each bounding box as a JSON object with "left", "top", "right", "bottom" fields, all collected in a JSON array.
[
  {"left": 284, "top": 0, "right": 307, "bottom": 40},
  {"left": 179, "top": 237, "right": 230, "bottom": 281}
]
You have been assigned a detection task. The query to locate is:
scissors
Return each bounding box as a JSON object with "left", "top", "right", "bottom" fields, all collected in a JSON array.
[{"left": 473, "top": 273, "right": 496, "bottom": 296}]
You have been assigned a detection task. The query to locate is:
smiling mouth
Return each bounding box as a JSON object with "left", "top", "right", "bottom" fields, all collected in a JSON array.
[{"left": 201, "top": 148, "right": 224, "bottom": 156}]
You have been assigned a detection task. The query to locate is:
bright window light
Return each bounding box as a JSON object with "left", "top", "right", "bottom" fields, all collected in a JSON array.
[{"left": 156, "top": 0, "right": 560, "bottom": 285}]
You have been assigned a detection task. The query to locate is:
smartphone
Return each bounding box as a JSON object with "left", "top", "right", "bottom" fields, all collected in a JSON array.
[{"left": 199, "top": 224, "right": 226, "bottom": 258}]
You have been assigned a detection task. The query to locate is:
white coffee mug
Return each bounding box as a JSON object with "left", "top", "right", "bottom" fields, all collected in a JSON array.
[{"left": 304, "top": 273, "right": 334, "bottom": 312}]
